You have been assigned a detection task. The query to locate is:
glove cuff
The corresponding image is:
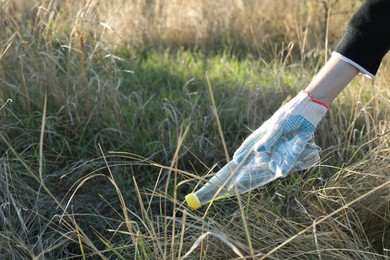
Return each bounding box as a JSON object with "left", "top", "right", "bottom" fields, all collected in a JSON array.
[
  {"left": 293, "top": 91, "right": 328, "bottom": 127},
  {"left": 304, "top": 91, "right": 329, "bottom": 109}
]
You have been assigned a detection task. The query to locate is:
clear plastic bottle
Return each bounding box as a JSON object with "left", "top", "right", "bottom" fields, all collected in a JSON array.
[{"left": 185, "top": 132, "right": 320, "bottom": 210}]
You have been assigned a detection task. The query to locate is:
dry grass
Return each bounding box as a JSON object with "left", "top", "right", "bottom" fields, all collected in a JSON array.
[
  {"left": 7, "top": 0, "right": 356, "bottom": 54},
  {"left": 0, "top": 0, "right": 389, "bottom": 259}
]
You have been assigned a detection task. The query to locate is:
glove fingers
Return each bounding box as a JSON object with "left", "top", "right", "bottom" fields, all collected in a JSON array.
[
  {"left": 254, "top": 113, "right": 316, "bottom": 153},
  {"left": 253, "top": 117, "right": 287, "bottom": 152},
  {"left": 233, "top": 125, "right": 268, "bottom": 162}
]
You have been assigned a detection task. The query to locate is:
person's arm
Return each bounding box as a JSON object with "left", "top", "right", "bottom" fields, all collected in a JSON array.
[
  {"left": 306, "top": 0, "right": 390, "bottom": 105},
  {"left": 304, "top": 55, "right": 359, "bottom": 105},
  {"left": 334, "top": 0, "right": 390, "bottom": 78},
  {"left": 233, "top": 0, "right": 390, "bottom": 171}
]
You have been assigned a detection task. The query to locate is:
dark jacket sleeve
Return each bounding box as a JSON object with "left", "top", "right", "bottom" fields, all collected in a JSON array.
[{"left": 334, "top": 0, "right": 390, "bottom": 76}]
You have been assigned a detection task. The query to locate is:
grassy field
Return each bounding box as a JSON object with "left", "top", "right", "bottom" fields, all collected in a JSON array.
[{"left": 1, "top": 0, "right": 389, "bottom": 259}]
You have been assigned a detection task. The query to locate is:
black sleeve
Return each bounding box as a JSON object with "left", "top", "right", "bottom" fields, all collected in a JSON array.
[{"left": 334, "top": 0, "right": 390, "bottom": 76}]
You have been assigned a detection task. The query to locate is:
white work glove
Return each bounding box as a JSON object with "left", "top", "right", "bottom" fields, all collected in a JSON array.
[
  {"left": 185, "top": 91, "right": 328, "bottom": 209},
  {"left": 233, "top": 90, "right": 328, "bottom": 176}
]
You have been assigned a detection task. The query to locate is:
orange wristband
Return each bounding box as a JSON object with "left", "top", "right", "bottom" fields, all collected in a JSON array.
[{"left": 304, "top": 91, "right": 329, "bottom": 109}]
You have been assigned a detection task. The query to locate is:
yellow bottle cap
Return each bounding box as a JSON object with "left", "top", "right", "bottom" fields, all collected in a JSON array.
[{"left": 185, "top": 193, "right": 201, "bottom": 210}]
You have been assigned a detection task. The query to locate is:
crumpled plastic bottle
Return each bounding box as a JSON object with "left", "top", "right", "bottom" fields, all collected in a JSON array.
[{"left": 185, "top": 132, "right": 320, "bottom": 210}]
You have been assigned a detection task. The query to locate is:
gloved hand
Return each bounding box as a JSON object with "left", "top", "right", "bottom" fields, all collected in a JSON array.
[
  {"left": 185, "top": 130, "right": 323, "bottom": 209},
  {"left": 233, "top": 91, "right": 328, "bottom": 174},
  {"left": 186, "top": 91, "right": 328, "bottom": 209}
]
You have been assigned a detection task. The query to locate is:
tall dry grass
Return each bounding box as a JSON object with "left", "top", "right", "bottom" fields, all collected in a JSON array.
[
  {"left": 7, "top": 0, "right": 357, "bottom": 54},
  {"left": 0, "top": 0, "right": 389, "bottom": 259}
]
